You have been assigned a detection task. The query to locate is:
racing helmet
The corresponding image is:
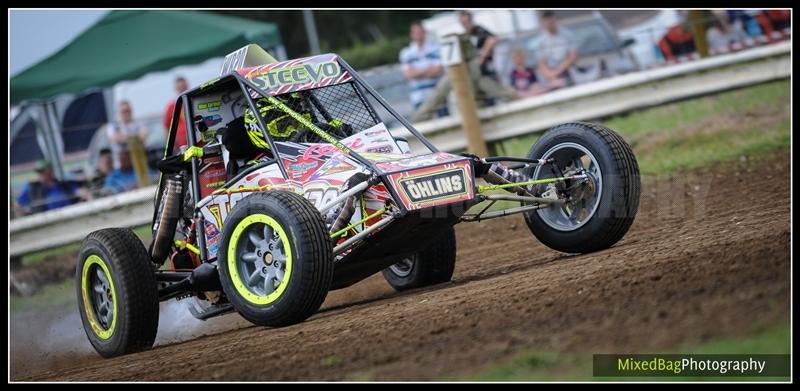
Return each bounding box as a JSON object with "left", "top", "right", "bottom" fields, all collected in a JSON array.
[{"left": 244, "top": 93, "right": 311, "bottom": 149}]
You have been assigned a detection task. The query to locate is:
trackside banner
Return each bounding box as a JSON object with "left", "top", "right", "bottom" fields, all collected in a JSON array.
[
  {"left": 239, "top": 53, "right": 353, "bottom": 96},
  {"left": 593, "top": 354, "right": 790, "bottom": 377}
]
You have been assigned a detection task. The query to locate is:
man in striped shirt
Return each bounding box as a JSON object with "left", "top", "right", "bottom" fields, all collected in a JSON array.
[{"left": 399, "top": 21, "right": 446, "bottom": 111}]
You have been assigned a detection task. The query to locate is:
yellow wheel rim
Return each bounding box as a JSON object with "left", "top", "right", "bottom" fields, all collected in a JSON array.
[
  {"left": 81, "top": 254, "right": 118, "bottom": 340},
  {"left": 227, "top": 214, "right": 293, "bottom": 305}
]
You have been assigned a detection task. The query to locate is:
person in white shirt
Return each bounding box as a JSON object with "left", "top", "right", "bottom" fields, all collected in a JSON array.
[
  {"left": 106, "top": 100, "right": 149, "bottom": 169},
  {"left": 399, "top": 21, "right": 445, "bottom": 110},
  {"left": 537, "top": 11, "right": 578, "bottom": 87}
]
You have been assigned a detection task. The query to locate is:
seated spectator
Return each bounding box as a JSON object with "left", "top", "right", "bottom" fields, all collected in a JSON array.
[
  {"left": 89, "top": 148, "right": 113, "bottom": 197},
  {"left": 537, "top": 11, "right": 578, "bottom": 87},
  {"left": 103, "top": 148, "right": 140, "bottom": 195},
  {"left": 107, "top": 100, "right": 149, "bottom": 170},
  {"left": 508, "top": 49, "right": 557, "bottom": 97},
  {"left": 755, "top": 10, "right": 791, "bottom": 42},
  {"left": 658, "top": 20, "right": 696, "bottom": 62},
  {"left": 707, "top": 11, "right": 749, "bottom": 53},
  {"left": 15, "top": 160, "right": 83, "bottom": 215},
  {"left": 727, "top": 10, "right": 763, "bottom": 38}
]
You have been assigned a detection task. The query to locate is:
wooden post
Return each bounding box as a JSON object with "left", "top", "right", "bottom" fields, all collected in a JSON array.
[
  {"left": 127, "top": 135, "right": 150, "bottom": 187},
  {"left": 688, "top": 10, "right": 710, "bottom": 58},
  {"left": 440, "top": 33, "right": 489, "bottom": 157}
]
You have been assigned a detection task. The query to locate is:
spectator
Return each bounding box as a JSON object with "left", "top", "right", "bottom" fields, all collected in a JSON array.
[
  {"left": 727, "top": 10, "right": 763, "bottom": 37},
  {"left": 107, "top": 100, "right": 148, "bottom": 169},
  {"left": 755, "top": 10, "right": 791, "bottom": 42},
  {"left": 88, "top": 148, "right": 113, "bottom": 197},
  {"left": 458, "top": 11, "right": 499, "bottom": 79},
  {"left": 103, "top": 147, "right": 140, "bottom": 195},
  {"left": 508, "top": 49, "right": 556, "bottom": 97},
  {"left": 399, "top": 21, "right": 448, "bottom": 116},
  {"left": 707, "top": 11, "right": 749, "bottom": 53},
  {"left": 164, "top": 76, "right": 189, "bottom": 152},
  {"left": 410, "top": 11, "right": 519, "bottom": 122},
  {"left": 15, "top": 160, "right": 83, "bottom": 215},
  {"left": 658, "top": 16, "right": 696, "bottom": 63},
  {"left": 537, "top": 11, "right": 578, "bottom": 87}
]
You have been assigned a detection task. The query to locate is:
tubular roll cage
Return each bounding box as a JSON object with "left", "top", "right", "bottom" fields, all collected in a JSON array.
[{"left": 154, "top": 56, "right": 442, "bottom": 264}]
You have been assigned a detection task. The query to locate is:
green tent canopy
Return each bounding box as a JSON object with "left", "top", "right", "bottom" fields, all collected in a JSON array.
[{"left": 11, "top": 10, "right": 281, "bottom": 104}]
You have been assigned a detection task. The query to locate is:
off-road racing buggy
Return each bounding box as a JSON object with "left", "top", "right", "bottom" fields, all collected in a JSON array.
[{"left": 76, "top": 45, "right": 640, "bottom": 357}]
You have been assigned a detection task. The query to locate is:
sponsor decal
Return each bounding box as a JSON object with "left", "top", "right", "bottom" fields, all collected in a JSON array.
[
  {"left": 204, "top": 219, "right": 221, "bottom": 256},
  {"left": 289, "top": 161, "right": 319, "bottom": 179},
  {"left": 197, "top": 101, "right": 223, "bottom": 112},
  {"left": 311, "top": 157, "right": 357, "bottom": 179},
  {"left": 301, "top": 139, "right": 364, "bottom": 161},
  {"left": 399, "top": 168, "right": 467, "bottom": 203},
  {"left": 250, "top": 60, "right": 342, "bottom": 90},
  {"left": 203, "top": 114, "right": 223, "bottom": 127},
  {"left": 366, "top": 144, "right": 395, "bottom": 154},
  {"left": 388, "top": 161, "right": 475, "bottom": 210},
  {"left": 200, "top": 78, "right": 220, "bottom": 89}
]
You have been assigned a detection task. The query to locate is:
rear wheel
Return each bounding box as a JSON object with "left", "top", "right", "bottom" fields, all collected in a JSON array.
[
  {"left": 383, "top": 227, "right": 457, "bottom": 291},
  {"left": 218, "top": 191, "right": 333, "bottom": 327},
  {"left": 524, "top": 122, "right": 640, "bottom": 253},
  {"left": 76, "top": 228, "right": 159, "bottom": 358}
]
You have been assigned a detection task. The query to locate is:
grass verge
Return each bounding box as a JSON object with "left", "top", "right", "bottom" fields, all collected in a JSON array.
[{"left": 455, "top": 321, "right": 790, "bottom": 381}]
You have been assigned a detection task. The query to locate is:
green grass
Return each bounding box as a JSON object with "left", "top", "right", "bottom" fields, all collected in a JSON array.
[
  {"left": 455, "top": 321, "right": 791, "bottom": 381},
  {"left": 494, "top": 80, "right": 790, "bottom": 176},
  {"left": 10, "top": 278, "right": 76, "bottom": 314}
]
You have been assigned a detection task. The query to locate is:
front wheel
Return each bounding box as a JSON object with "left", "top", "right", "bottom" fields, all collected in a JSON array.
[
  {"left": 524, "top": 122, "right": 640, "bottom": 253},
  {"left": 218, "top": 191, "right": 333, "bottom": 327},
  {"left": 76, "top": 228, "right": 160, "bottom": 357}
]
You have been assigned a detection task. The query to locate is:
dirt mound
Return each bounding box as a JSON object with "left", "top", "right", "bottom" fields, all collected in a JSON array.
[{"left": 13, "top": 149, "right": 790, "bottom": 381}]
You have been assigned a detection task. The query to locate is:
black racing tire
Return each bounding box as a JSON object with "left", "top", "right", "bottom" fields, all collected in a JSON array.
[
  {"left": 382, "top": 226, "right": 457, "bottom": 291},
  {"left": 524, "top": 122, "right": 640, "bottom": 253},
  {"left": 76, "top": 228, "right": 159, "bottom": 358},
  {"left": 218, "top": 191, "right": 333, "bottom": 327}
]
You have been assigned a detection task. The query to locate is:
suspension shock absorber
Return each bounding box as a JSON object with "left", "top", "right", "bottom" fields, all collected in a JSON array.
[
  {"left": 150, "top": 174, "right": 184, "bottom": 264},
  {"left": 469, "top": 154, "right": 555, "bottom": 197},
  {"left": 325, "top": 173, "right": 370, "bottom": 234}
]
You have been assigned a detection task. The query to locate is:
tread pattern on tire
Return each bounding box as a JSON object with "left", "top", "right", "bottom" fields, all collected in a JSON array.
[
  {"left": 525, "top": 122, "right": 640, "bottom": 253},
  {"left": 79, "top": 228, "right": 159, "bottom": 356},
  {"left": 221, "top": 191, "right": 333, "bottom": 327}
]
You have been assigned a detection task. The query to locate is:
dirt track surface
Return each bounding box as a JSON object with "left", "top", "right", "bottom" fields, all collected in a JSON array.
[{"left": 15, "top": 150, "right": 790, "bottom": 381}]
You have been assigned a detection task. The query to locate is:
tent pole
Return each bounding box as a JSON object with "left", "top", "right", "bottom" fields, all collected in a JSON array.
[{"left": 41, "top": 102, "right": 66, "bottom": 180}]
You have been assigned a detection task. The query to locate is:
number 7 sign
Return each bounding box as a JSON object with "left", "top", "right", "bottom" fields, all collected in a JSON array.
[{"left": 439, "top": 35, "right": 463, "bottom": 66}]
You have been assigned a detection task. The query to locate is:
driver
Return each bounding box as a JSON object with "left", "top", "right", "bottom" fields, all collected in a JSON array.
[
  {"left": 181, "top": 92, "right": 348, "bottom": 165},
  {"left": 244, "top": 92, "right": 312, "bottom": 149}
]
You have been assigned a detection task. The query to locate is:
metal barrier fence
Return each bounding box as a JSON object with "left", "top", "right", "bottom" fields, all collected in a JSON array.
[{"left": 8, "top": 40, "right": 790, "bottom": 257}]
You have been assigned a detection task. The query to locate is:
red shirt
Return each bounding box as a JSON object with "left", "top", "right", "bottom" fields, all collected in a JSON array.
[{"left": 164, "top": 100, "right": 187, "bottom": 152}]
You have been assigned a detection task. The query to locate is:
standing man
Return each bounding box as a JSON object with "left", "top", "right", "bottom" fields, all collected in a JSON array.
[
  {"left": 399, "top": 21, "right": 448, "bottom": 117},
  {"left": 537, "top": 11, "right": 578, "bottom": 87},
  {"left": 106, "top": 100, "right": 149, "bottom": 169},
  {"left": 164, "top": 76, "right": 189, "bottom": 152}
]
